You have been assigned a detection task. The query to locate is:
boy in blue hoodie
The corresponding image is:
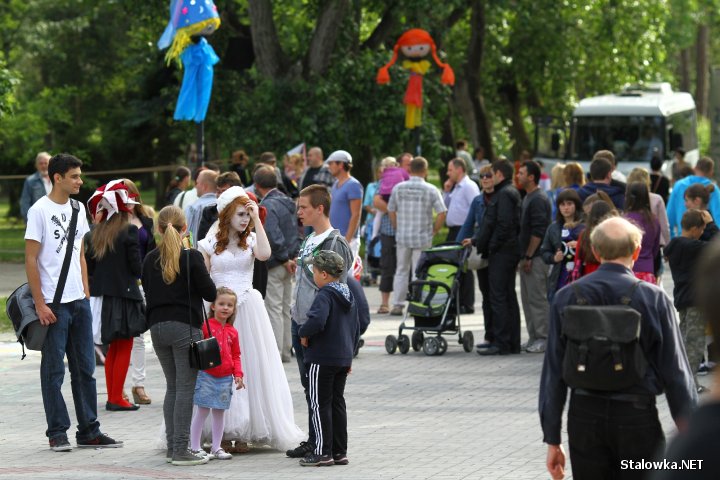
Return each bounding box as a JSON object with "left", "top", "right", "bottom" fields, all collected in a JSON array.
[{"left": 298, "top": 250, "right": 359, "bottom": 467}]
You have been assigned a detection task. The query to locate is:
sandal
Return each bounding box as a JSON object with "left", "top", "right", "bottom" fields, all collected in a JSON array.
[{"left": 377, "top": 305, "right": 390, "bottom": 314}]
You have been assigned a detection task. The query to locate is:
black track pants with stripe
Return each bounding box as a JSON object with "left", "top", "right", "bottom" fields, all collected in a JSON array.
[{"left": 307, "top": 363, "right": 349, "bottom": 457}]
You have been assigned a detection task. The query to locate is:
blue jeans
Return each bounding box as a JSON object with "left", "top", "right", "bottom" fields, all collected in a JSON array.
[
  {"left": 40, "top": 298, "right": 101, "bottom": 442},
  {"left": 292, "top": 319, "right": 315, "bottom": 445}
]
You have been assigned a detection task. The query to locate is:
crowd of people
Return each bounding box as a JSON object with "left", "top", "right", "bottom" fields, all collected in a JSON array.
[{"left": 19, "top": 143, "right": 720, "bottom": 476}]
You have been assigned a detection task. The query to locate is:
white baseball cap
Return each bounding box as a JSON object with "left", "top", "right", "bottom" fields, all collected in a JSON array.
[{"left": 326, "top": 150, "right": 352, "bottom": 164}]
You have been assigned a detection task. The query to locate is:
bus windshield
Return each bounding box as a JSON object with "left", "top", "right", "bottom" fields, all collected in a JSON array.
[{"left": 570, "top": 116, "right": 665, "bottom": 163}]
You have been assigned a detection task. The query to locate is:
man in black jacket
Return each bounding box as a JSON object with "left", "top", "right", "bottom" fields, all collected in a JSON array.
[
  {"left": 255, "top": 168, "right": 300, "bottom": 363},
  {"left": 474, "top": 160, "right": 522, "bottom": 355}
]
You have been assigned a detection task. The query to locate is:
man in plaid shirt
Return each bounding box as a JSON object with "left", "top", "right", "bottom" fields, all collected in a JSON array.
[{"left": 388, "top": 156, "right": 447, "bottom": 315}]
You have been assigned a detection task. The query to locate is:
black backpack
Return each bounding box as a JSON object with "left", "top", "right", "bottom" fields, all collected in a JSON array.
[{"left": 561, "top": 281, "right": 648, "bottom": 391}]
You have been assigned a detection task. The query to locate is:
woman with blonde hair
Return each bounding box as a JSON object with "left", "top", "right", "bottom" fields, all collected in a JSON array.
[
  {"left": 548, "top": 163, "right": 566, "bottom": 218},
  {"left": 142, "top": 205, "right": 217, "bottom": 466},
  {"left": 197, "top": 186, "right": 304, "bottom": 452}
]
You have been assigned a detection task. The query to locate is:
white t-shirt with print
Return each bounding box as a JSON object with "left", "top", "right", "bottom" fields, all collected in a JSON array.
[{"left": 25, "top": 196, "right": 90, "bottom": 304}]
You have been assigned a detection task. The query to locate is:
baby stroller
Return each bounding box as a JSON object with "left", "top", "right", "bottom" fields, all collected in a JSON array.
[{"left": 385, "top": 243, "right": 475, "bottom": 356}]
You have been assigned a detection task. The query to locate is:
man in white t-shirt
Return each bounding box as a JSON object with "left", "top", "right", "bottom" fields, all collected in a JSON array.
[{"left": 25, "top": 153, "right": 122, "bottom": 452}]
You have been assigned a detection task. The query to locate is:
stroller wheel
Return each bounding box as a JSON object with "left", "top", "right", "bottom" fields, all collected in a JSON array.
[
  {"left": 385, "top": 335, "right": 398, "bottom": 354},
  {"left": 411, "top": 331, "right": 424, "bottom": 352},
  {"left": 398, "top": 334, "right": 410, "bottom": 354},
  {"left": 422, "top": 337, "right": 439, "bottom": 356},
  {"left": 462, "top": 331, "right": 475, "bottom": 353},
  {"left": 437, "top": 336, "right": 448, "bottom": 355}
]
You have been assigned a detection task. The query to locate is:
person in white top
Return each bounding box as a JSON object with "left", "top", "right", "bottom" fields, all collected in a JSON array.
[
  {"left": 25, "top": 153, "right": 123, "bottom": 452},
  {"left": 443, "top": 158, "right": 481, "bottom": 313}
]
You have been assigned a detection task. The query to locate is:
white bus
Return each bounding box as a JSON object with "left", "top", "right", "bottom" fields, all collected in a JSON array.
[{"left": 535, "top": 83, "right": 698, "bottom": 177}]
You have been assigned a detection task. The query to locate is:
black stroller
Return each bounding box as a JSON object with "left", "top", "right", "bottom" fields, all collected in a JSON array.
[{"left": 385, "top": 243, "right": 474, "bottom": 356}]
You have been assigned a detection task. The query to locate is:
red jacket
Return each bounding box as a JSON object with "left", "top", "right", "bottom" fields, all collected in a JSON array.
[{"left": 202, "top": 318, "right": 243, "bottom": 379}]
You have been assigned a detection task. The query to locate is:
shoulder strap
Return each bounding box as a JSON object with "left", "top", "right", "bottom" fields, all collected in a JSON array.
[
  {"left": 186, "top": 249, "right": 213, "bottom": 339},
  {"left": 52, "top": 199, "right": 80, "bottom": 309},
  {"left": 572, "top": 280, "right": 642, "bottom": 307},
  {"left": 620, "top": 281, "right": 643, "bottom": 305}
]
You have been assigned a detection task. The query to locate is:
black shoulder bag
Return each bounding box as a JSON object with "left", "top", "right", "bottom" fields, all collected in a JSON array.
[
  {"left": 185, "top": 249, "right": 221, "bottom": 370},
  {"left": 7, "top": 199, "right": 80, "bottom": 359}
]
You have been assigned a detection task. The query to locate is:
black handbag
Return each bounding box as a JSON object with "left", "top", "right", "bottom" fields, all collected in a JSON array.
[
  {"left": 185, "top": 250, "right": 221, "bottom": 370},
  {"left": 6, "top": 199, "right": 80, "bottom": 359}
]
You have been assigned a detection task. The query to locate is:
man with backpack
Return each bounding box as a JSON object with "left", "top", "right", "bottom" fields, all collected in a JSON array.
[{"left": 539, "top": 216, "right": 696, "bottom": 480}]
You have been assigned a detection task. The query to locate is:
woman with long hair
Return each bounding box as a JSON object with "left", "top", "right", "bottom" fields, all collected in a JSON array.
[
  {"left": 197, "top": 186, "right": 304, "bottom": 453},
  {"left": 164, "top": 166, "right": 191, "bottom": 207},
  {"left": 540, "top": 189, "right": 585, "bottom": 301},
  {"left": 85, "top": 180, "right": 146, "bottom": 412},
  {"left": 563, "top": 162, "right": 586, "bottom": 190},
  {"left": 121, "top": 178, "right": 156, "bottom": 405},
  {"left": 623, "top": 182, "right": 661, "bottom": 283},
  {"left": 142, "top": 205, "right": 217, "bottom": 466}
]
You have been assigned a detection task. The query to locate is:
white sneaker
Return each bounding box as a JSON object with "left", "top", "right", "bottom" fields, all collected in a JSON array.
[
  {"left": 211, "top": 448, "right": 233, "bottom": 460},
  {"left": 526, "top": 339, "right": 546, "bottom": 353},
  {"left": 191, "top": 449, "right": 211, "bottom": 460}
]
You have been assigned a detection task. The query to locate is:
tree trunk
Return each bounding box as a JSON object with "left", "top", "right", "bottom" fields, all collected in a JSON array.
[
  {"left": 361, "top": 2, "right": 398, "bottom": 50},
  {"left": 696, "top": 24, "right": 709, "bottom": 118},
  {"left": 247, "top": 0, "right": 288, "bottom": 77},
  {"left": 464, "top": 0, "right": 494, "bottom": 160},
  {"left": 304, "top": 0, "right": 351, "bottom": 77},
  {"left": 500, "top": 80, "right": 531, "bottom": 158},
  {"left": 679, "top": 47, "right": 691, "bottom": 93}
]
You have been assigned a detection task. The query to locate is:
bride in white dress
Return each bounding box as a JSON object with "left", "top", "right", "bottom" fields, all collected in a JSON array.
[{"left": 196, "top": 186, "right": 304, "bottom": 451}]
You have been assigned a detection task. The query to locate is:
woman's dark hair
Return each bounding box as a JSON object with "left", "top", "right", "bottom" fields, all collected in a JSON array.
[
  {"left": 166, "top": 166, "right": 191, "bottom": 194},
  {"left": 685, "top": 183, "right": 715, "bottom": 208},
  {"left": 650, "top": 155, "right": 663, "bottom": 172},
  {"left": 555, "top": 188, "right": 583, "bottom": 225},
  {"left": 580, "top": 201, "right": 618, "bottom": 262},
  {"left": 625, "top": 182, "right": 654, "bottom": 225}
]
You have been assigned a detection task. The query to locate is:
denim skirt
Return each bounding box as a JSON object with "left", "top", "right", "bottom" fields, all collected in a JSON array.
[{"left": 193, "top": 371, "right": 233, "bottom": 409}]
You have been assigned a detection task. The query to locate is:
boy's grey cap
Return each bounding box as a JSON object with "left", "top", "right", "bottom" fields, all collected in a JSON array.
[
  {"left": 326, "top": 150, "right": 352, "bottom": 164},
  {"left": 307, "top": 250, "right": 345, "bottom": 276}
]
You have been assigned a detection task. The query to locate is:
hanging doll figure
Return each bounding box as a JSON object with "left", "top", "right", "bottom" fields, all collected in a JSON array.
[
  {"left": 376, "top": 29, "right": 455, "bottom": 130},
  {"left": 157, "top": 0, "right": 221, "bottom": 123}
]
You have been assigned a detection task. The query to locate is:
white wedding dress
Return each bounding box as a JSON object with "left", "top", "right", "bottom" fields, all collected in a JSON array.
[{"left": 196, "top": 232, "right": 304, "bottom": 450}]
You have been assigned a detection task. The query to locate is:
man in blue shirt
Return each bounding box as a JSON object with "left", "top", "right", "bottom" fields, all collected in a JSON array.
[
  {"left": 539, "top": 216, "right": 696, "bottom": 480},
  {"left": 327, "top": 150, "right": 363, "bottom": 258}
]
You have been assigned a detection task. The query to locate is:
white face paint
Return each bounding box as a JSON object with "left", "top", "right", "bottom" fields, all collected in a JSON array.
[{"left": 231, "top": 205, "right": 251, "bottom": 232}]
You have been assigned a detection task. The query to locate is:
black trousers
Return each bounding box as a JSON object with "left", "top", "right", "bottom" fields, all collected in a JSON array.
[
  {"left": 307, "top": 363, "right": 349, "bottom": 457},
  {"left": 379, "top": 234, "right": 397, "bottom": 293},
  {"left": 476, "top": 267, "right": 493, "bottom": 342},
  {"left": 568, "top": 393, "right": 664, "bottom": 480},
  {"left": 488, "top": 251, "right": 521, "bottom": 353},
  {"left": 446, "top": 227, "right": 475, "bottom": 311}
]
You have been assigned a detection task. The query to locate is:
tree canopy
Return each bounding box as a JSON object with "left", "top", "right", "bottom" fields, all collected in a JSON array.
[{"left": 0, "top": 0, "right": 718, "bottom": 190}]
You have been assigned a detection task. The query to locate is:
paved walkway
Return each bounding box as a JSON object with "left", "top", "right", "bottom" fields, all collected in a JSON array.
[{"left": 0, "top": 265, "right": 706, "bottom": 479}]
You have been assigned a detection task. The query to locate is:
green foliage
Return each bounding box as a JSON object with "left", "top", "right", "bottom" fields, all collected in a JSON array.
[{"left": 0, "top": 0, "right": 710, "bottom": 193}]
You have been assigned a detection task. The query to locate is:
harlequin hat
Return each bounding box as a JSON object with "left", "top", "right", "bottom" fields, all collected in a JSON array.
[
  {"left": 87, "top": 179, "right": 139, "bottom": 221},
  {"left": 158, "top": 0, "right": 221, "bottom": 65},
  {"left": 376, "top": 28, "right": 455, "bottom": 86}
]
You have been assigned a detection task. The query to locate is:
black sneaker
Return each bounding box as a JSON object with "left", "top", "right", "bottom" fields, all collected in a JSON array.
[
  {"left": 286, "top": 441, "right": 314, "bottom": 458},
  {"left": 333, "top": 453, "right": 349, "bottom": 465},
  {"left": 77, "top": 433, "right": 124, "bottom": 448},
  {"left": 171, "top": 449, "right": 209, "bottom": 466},
  {"left": 49, "top": 437, "right": 72, "bottom": 452},
  {"left": 299, "top": 453, "right": 334, "bottom": 467}
]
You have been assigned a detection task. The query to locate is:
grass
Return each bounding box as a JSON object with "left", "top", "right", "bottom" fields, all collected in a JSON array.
[{"left": 0, "top": 297, "right": 11, "bottom": 333}]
